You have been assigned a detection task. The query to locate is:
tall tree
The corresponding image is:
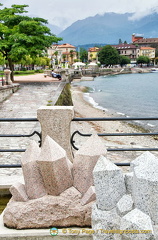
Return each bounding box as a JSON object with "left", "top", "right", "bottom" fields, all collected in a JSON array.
[
  {"left": 0, "top": 4, "right": 62, "bottom": 80},
  {"left": 69, "top": 50, "right": 74, "bottom": 65},
  {"left": 80, "top": 48, "right": 88, "bottom": 62},
  {"left": 98, "top": 45, "right": 120, "bottom": 66},
  {"left": 137, "top": 56, "right": 150, "bottom": 67},
  {"left": 119, "top": 55, "right": 130, "bottom": 67},
  {"left": 119, "top": 39, "right": 122, "bottom": 44}
]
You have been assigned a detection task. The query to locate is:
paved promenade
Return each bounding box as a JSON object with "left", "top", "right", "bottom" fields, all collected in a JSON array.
[{"left": 0, "top": 74, "right": 61, "bottom": 187}]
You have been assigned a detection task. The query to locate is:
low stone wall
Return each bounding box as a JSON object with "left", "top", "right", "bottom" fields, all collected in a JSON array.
[{"left": 0, "top": 84, "right": 20, "bottom": 102}]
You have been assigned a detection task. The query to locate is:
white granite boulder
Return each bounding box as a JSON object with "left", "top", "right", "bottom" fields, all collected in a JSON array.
[
  {"left": 120, "top": 208, "right": 154, "bottom": 239},
  {"left": 93, "top": 156, "right": 126, "bottom": 211},
  {"left": 73, "top": 134, "right": 107, "bottom": 194},
  {"left": 92, "top": 203, "right": 121, "bottom": 240},
  {"left": 132, "top": 152, "right": 158, "bottom": 224},
  {"left": 116, "top": 194, "right": 133, "bottom": 217},
  {"left": 21, "top": 141, "right": 46, "bottom": 199},
  {"left": 130, "top": 151, "right": 157, "bottom": 171},
  {"left": 124, "top": 172, "right": 133, "bottom": 194},
  {"left": 38, "top": 136, "right": 73, "bottom": 196}
]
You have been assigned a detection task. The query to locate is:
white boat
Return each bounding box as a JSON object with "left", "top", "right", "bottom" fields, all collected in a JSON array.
[{"left": 151, "top": 68, "right": 158, "bottom": 72}]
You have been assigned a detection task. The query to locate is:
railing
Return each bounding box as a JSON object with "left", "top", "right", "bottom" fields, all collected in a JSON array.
[
  {"left": 0, "top": 118, "right": 41, "bottom": 168},
  {"left": 71, "top": 117, "right": 158, "bottom": 166},
  {"left": 1, "top": 117, "right": 158, "bottom": 168}
]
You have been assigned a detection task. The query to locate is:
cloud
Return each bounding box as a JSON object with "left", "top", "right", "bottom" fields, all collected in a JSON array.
[
  {"left": 129, "top": 6, "right": 158, "bottom": 21},
  {"left": 0, "top": 0, "right": 158, "bottom": 29}
]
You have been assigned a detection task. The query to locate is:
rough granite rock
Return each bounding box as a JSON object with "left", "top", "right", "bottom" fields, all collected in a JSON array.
[
  {"left": 38, "top": 136, "right": 73, "bottom": 196},
  {"left": 37, "top": 106, "right": 74, "bottom": 161},
  {"left": 120, "top": 208, "right": 154, "bottom": 240},
  {"left": 93, "top": 155, "right": 126, "bottom": 211},
  {"left": 3, "top": 187, "right": 92, "bottom": 229},
  {"left": 124, "top": 172, "right": 133, "bottom": 194},
  {"left": 92, "top": 203, "right": 121, "bottom": 240},
  {"left": 81, "top": 186, "right": 96, "bottom": 206},
  {"left": 10, "top": 182, "right": 29, "bottom": 202},
  {"left": 132, "top": 152, "right": 158, "bottom": 224},
  {"left": 116, "top": 194, "right": 133, "bottom": 217},
  {"left": 130, "top": 151, "right": 157, "bottom": 171},
  {"left": 73, "top": 134, "right": 107, "bottom": 194},
  {"left": 21, "top": 141, "right": 46, "bottom": 199}
]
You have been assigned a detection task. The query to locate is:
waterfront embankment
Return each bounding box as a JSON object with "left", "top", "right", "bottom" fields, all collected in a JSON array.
[{"left": 71, "top": 84, "right": 158, "bottom": 168}]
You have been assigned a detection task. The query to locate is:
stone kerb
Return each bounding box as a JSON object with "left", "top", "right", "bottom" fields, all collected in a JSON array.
[{"left": 37, "top": 106, "right": 74, "bottom": 162}]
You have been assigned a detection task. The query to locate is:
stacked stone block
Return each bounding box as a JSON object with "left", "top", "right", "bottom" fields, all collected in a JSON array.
[{"left": 92, "top": 152, "right": 158, "bottom": 240}]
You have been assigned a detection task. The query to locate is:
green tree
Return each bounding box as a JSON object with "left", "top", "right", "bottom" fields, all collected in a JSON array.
[
  {"left": 119, "top": 55, "right": 130, "bottom": 67},
  {"left": 137, "top": 56, "right": 150, "bottom": 67},
  {"left": 80, "top": 48, "right": 88, "bottom": 62},
  {"left": 0, "top": 4, "right": 62, "bottom": 80},
  {"left": 69, "top": 50, "right": 74, "bottom": 65},
  {"left": 119, "top": 39, "right": 122, "bottom": 44},
  {"left": 62, "top": 54, "right": 66, "bottom": 62},
  {"left": 98, "top": 45, "right": 120, "bottom": 66}
]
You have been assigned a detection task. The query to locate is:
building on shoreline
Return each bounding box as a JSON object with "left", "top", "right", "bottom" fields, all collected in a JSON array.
[
  {"left": 47, "top": 43, "right": 77, "bottom": 67},
  {"left": 132, "top": 33, "right": 158, "bottom": 47},
  {"left": 112, "top": 44, "right": 139, "bottom": 62}
]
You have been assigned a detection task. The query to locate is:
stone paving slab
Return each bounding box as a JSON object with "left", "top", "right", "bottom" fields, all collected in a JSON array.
[
  {"left": 13, "top": 73, "right": 59, "bottom": 83},
  {"left": 0, "top": 77, "right": 61, "bottom": 188}
]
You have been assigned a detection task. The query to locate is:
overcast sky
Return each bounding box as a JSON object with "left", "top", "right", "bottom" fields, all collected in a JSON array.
[{"left": 0, "top": 0, "right": 158, "bottom": 30}]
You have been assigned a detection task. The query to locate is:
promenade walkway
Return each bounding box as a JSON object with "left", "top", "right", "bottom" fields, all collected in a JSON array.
[{"left": 0, "top": 74, "right": 61, "bottom": 187}]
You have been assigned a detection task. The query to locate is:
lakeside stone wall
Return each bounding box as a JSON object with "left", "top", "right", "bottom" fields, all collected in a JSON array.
[{"left": 0, "top": 84, "right": 20, "bottom": 102}]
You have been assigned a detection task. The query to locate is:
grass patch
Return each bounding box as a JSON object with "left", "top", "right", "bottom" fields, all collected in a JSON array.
[
  {"left": 14, "top": 70, "right": 44, "bottom": 75},
  {"left": 0, "top": 195, "right": 11, "bottom": 214},
  {"left": 55, "top": 83, "right": 73, "bottom": 106}
]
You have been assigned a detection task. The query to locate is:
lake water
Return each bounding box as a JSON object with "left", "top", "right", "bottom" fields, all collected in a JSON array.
[{"left": 73, "top": 72, "right": 158, "bottom": 131}]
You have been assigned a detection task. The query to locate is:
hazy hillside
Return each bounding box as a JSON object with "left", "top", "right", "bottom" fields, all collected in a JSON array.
[
  {"left": 58, "top": 12, "right": 158, "bottom": 45},
  {"left": 46, "top": 23, "right": 63, "bottom": 35}
]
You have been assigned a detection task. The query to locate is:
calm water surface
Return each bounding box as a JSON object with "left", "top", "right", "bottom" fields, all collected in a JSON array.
[{"left": 73, "top": 72, "right": 158, "bottom": 130}]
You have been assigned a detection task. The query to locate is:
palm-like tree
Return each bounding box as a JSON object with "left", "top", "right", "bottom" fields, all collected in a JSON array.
[{"left": 69, "top": 50, "right": 74, "bottom": 65}]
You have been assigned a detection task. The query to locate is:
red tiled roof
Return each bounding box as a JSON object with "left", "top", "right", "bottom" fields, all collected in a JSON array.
[
  {"left": 88, "top": 47, "right": 100, "bottom": 52},
  {"left": 112, "top": 44, "right": 138, "bottom": 49},
  {"left": 140, "top": 47, "right": 155, "bottom": 50},
  {"left": 134, "top": 38, "right": 158, "bottom": 44},
  {"left": 58, "top": 43, "right": 76, "bottom": 48}
]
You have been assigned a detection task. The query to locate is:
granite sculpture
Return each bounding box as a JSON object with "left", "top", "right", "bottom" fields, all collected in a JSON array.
[
  {"left": 3, "top": 134, "right": 106, "bottom": 229},
  {"left": 92, "top": 152, "right": 158, "bottom": 240}
]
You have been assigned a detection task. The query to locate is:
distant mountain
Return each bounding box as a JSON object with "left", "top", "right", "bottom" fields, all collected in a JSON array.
[
  {"left": 46, "top": 23, "right": 63, "bottom": 35},
  {"left": 77, "top": 43, "right": 107, "bottom": 50},
  {"left": 58, "top": 12, "right": 158, "bottom": 46}
]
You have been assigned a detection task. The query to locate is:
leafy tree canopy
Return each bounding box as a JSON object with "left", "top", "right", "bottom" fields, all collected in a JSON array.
[
  {"left": 80, "top": 48, "right": 88, "bottom": 62},
  {"left": 119, "top": 55, "right": 130, "bottom": 67},
  {"left": 137, "top": 56, "right": 150, "bottom": 64},
  {"left": 98, "top": 45, "right": 120, "bottom": 66},
  {"left": 0, "top": 4, "right": 62, "bottom": 80}
]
